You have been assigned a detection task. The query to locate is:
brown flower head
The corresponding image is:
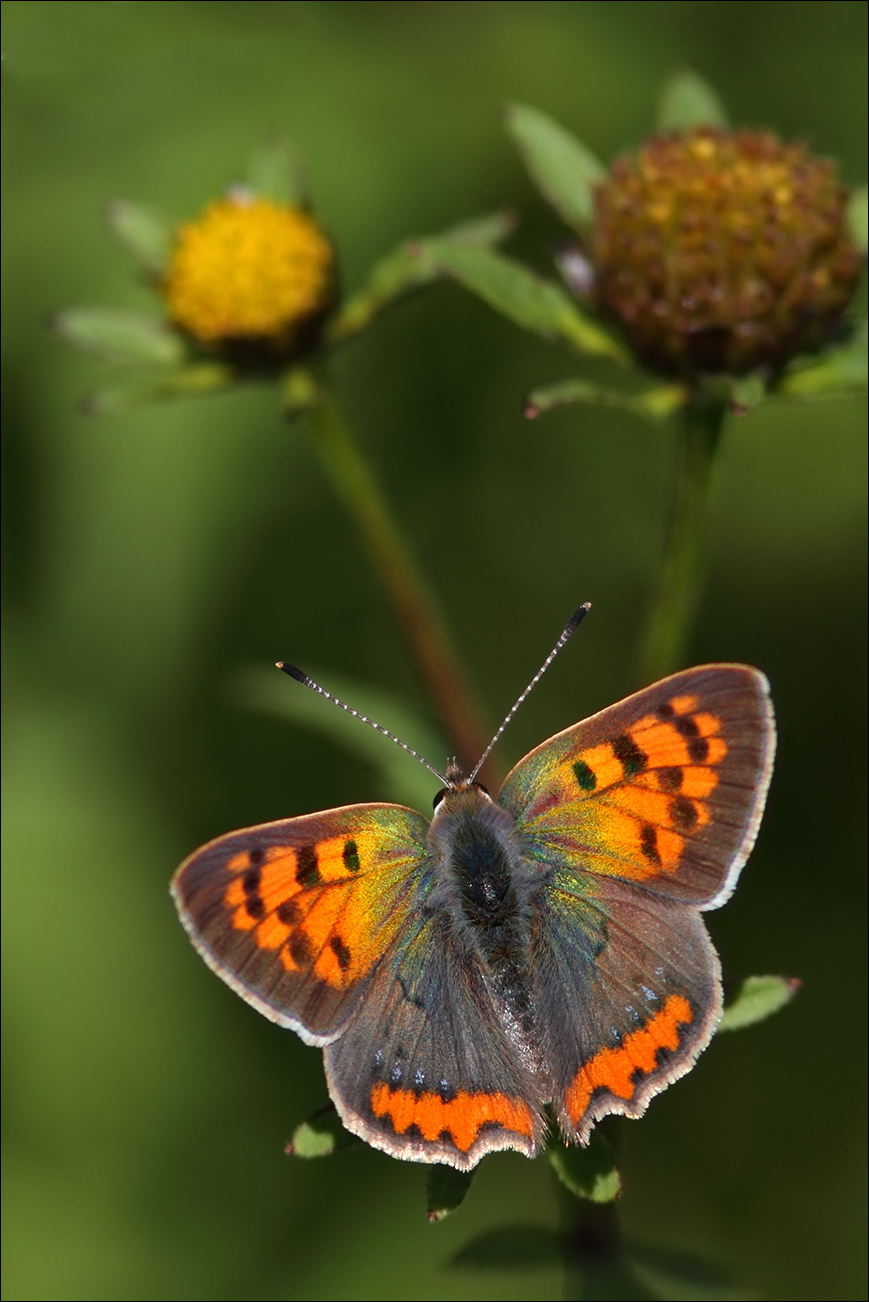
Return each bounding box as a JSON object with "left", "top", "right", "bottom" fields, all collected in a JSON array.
[{"left": 591, "top": 128, "right": 862, "bottom": 378}]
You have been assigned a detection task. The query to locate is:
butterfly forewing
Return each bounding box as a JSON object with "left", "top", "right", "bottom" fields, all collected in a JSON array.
[
  {"left": 171, "top": 803, "right": 429, "bottom": 1045},
  {"left": 500, "top": 665, "right": 775, "bottom": 908}
]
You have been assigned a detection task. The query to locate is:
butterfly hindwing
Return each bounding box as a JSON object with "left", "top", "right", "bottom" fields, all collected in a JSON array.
[
  {"left": 325, "top": 906, "right": 547, "bottom": 1169},
  {"left": 529, "top": 875, "right": 721, "bottom": 1141},
  {"left": 171, "top": 803, "right": 429, "bottom": 1045},
  {"left": 500, "top": 665, "right": 775, "bottom": 908}
]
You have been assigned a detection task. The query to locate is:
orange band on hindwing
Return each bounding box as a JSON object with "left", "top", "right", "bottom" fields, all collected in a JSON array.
[
  {"left": 369, "top": 1082, "right": 535, "bottom": 1153},
  {"left": 564, "top": 994, "right": 694, "bottom": 1124}
]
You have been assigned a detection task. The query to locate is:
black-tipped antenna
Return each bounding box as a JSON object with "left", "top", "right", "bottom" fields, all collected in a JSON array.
[
  {"left": 468, "top": 603, "right": 591, "bottom": 784},
  {"left": 276, "top": 662, "right": 449, "bottom": 786}
]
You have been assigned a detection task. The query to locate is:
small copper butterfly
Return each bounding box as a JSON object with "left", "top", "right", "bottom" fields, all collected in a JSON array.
[{"left": 172, "top": 609, "right": 775, "bottom": 1170}]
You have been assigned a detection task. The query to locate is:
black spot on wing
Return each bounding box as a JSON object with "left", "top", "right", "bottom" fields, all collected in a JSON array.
[
  {"left": 613, "top": 733, "right": 648, "bottom": 776},
  {"left": 573, "top": 760, "right": 597, "bottom": 792},
  {"left": 658, "top": 766, "right": 683, "bottom": 791},
  {"left": 640, "top": 823, "right": 660, "bottom": 865},
  {"left": 296, "top": 844, "right": 321, "bottom": 886},
  {"left": 288, "top": 931, "right": 314, "bottom": 968},
  {"left": 277, "top": 898, "right": 301, "bottom": 926},
  {"left": 671, "top": 795, "right": 699, "bottom": 831},
  {"left": 674, "top": 714, "right": 710, "bottom": 763},
  {"left": 242, "top": 864, "right": 265, "bottom": 919},
  {"left": 329, "top": 935, "right": 352, "bottom": 971},
  {"left": 343, "top": 839, "right": 361, "bottom": 873}
]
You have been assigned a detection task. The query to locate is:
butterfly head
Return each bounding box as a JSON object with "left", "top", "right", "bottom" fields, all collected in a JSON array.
[{"left": 432, "top": 758, "right": 491, "bottom": 814}]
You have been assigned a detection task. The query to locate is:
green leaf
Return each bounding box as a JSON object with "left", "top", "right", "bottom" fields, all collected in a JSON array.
[
  {"left": 426, "top": 1166, "right": 474, "bottom": 1222},
  {"left": 724, "top": 371, "right": 767, "bottom": 416},
  {"left": 549, "top": 1130, "right": 621, "bottom": 1203},
  {"left": 437, "top": 211, "right": 519, "bottom": 248},
  {"left": 287, "top": 1105, "right": 356, "bottom": 1158},
  {"left": 657, "top": 70, "right": 729, "bottom": 132},
  {"left": 280, "top": 365, "right": 320, "bottom": 419},
  {"left": 434, "top": 245, "right": 628, "bottom": 362},
  {"left": 52, "top": 306, "right": 185, "bottom": 365},
  {"left": 505, "top": 102, "right": 606, "bottom": 231},
  {"left": 717, "top": 974, "right": 799, "bottom": 1034},
  {"left": 235, "top": 666, "right": 445, "bottom": 813},
  {"left": 628, "top": 1244, "right": 746, "bottom": 1301},
  {"left": 846, "top": 184, "right": 868, "bottom": 253},
  {"left": 525, "top": 377, "right": 685, "bottom": 423},
  {"left": 450, "top": 1225, "right": 562, "bottom": 1270},
  {"left": 105, "top": 199, "right": 173, "bottom": 276},
  {"left": 82, "top": 362, "right": 235, "bottom": 415},
  {"left": 247, "top": 136, "right": 307, "bottom": 205},
  {"left": 326, "top": 211, "right": 516, "bottom": 343},
  {"left": 778, "top": 322, "right": 868, "bottom": 398}
]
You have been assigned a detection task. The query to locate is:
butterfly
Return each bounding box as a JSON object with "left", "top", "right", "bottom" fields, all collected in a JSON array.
[{"left": 172, "top": 614, "right": 774, "bottom": 1171}]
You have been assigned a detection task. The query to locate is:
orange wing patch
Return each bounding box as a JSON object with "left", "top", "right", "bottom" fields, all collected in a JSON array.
[
  {"left": 532, "top": 697, "right": 731, "bottom": 880},
  {"left": 370, "top": 1082, "right": 535, "bottom": 1153},
  {"left": 564, "top": 995, "right": 694, "bottom": 1125},
  {"left": 221, "top": 830, "right": 401, "bottom": 989}
]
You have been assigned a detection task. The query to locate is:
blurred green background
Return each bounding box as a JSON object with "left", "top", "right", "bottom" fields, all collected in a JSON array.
[{"left": 2, "top": 3, "right": 866, "bottom": 1299}]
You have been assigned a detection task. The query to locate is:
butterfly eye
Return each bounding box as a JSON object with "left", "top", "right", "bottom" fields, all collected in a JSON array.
[
  {"left": 472, "top": 782, "right": 490, "bottom": 796},
  {"left": 432, "top": 788, "right": 448, "bottom": 810}
]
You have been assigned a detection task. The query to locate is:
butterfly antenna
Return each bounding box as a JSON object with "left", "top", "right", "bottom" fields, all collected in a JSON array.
[
  {"left": 277, "top": 662, "right": 449, "bottom": 786},
  {"left": 468, "top": 603, "right": 591, "bottom": 784}
]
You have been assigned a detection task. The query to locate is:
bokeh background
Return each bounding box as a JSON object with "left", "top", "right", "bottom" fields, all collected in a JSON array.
[{"left": 2, "top": 3, "right": 866, "bottom": 1299}]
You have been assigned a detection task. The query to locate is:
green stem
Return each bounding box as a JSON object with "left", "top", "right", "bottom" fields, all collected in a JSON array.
[
  {"left": 637, "top": 401, "right": 726, "bottom": 684},
  {"left": 286, "top": 369, "right": 493, "bottom": 778}
]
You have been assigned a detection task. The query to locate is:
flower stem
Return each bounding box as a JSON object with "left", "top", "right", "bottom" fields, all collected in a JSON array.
[
  {"left": 288, "top": 369, "right": 493, "bottom": 777},
  {"left": 637, "top": 400, "right": 725, "bottom": 684}
]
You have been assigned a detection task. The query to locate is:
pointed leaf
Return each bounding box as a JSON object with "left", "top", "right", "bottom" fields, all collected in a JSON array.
[
  {"left": 846, "top": 184, "right": 868, "bottom": 253},
  {"left": 82, "top": 362, "right": 235, "bottom": 415},
  {"left": 286, "top": 1105, "right": 356, "bottom": 1158},
  {"left": 437, "top": 210, "right": 518, "bottom": 248},
  {"left": 628, "top": 1244, "right": 746, "bottom": 1301},
  {"left": 327, "top": 211, "right": 516, "bottom": 343},
  {"left": 449, "top": 1225, "right": 562, "bottom": 1270},
  {"left": 52, "top": 306, "right": 185, "bottom": 364},
  {"left": 549, "top": 1131, "right": 621, "bottom": 1203},
  {"left": 778, "top": 323, "right": 868, "bottom": 398},
  {"left": 435, "top": 245, "right": 628, "bottom": 362},
  {"left": 505, "top": 103, "right": 606, "bottom": 231},
  {"left": 525, "top": 376, "right": 685, "bottom": 423},
  {"left": 247, "top": 136, "right": 307, "bottom": 206},
  {"left": 717, "top": 975, "right": 799, "bottom": 1034},
  {"left": 105, "top": 199, "right": 173, "bottom": 276},
  {"left": 657, "top": 71, "right": 729, "bottom": 132},
  {"left": 426, "top": 1165, "right": 474, "bottom": 1221}
]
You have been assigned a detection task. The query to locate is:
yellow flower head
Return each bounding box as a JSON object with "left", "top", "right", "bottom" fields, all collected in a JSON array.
[
  {"left": 592, "top": 128, "right": 862, "bottom": 377},
  {"left": 164, "top": 194, "right": 335, "bottom": 355}
]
